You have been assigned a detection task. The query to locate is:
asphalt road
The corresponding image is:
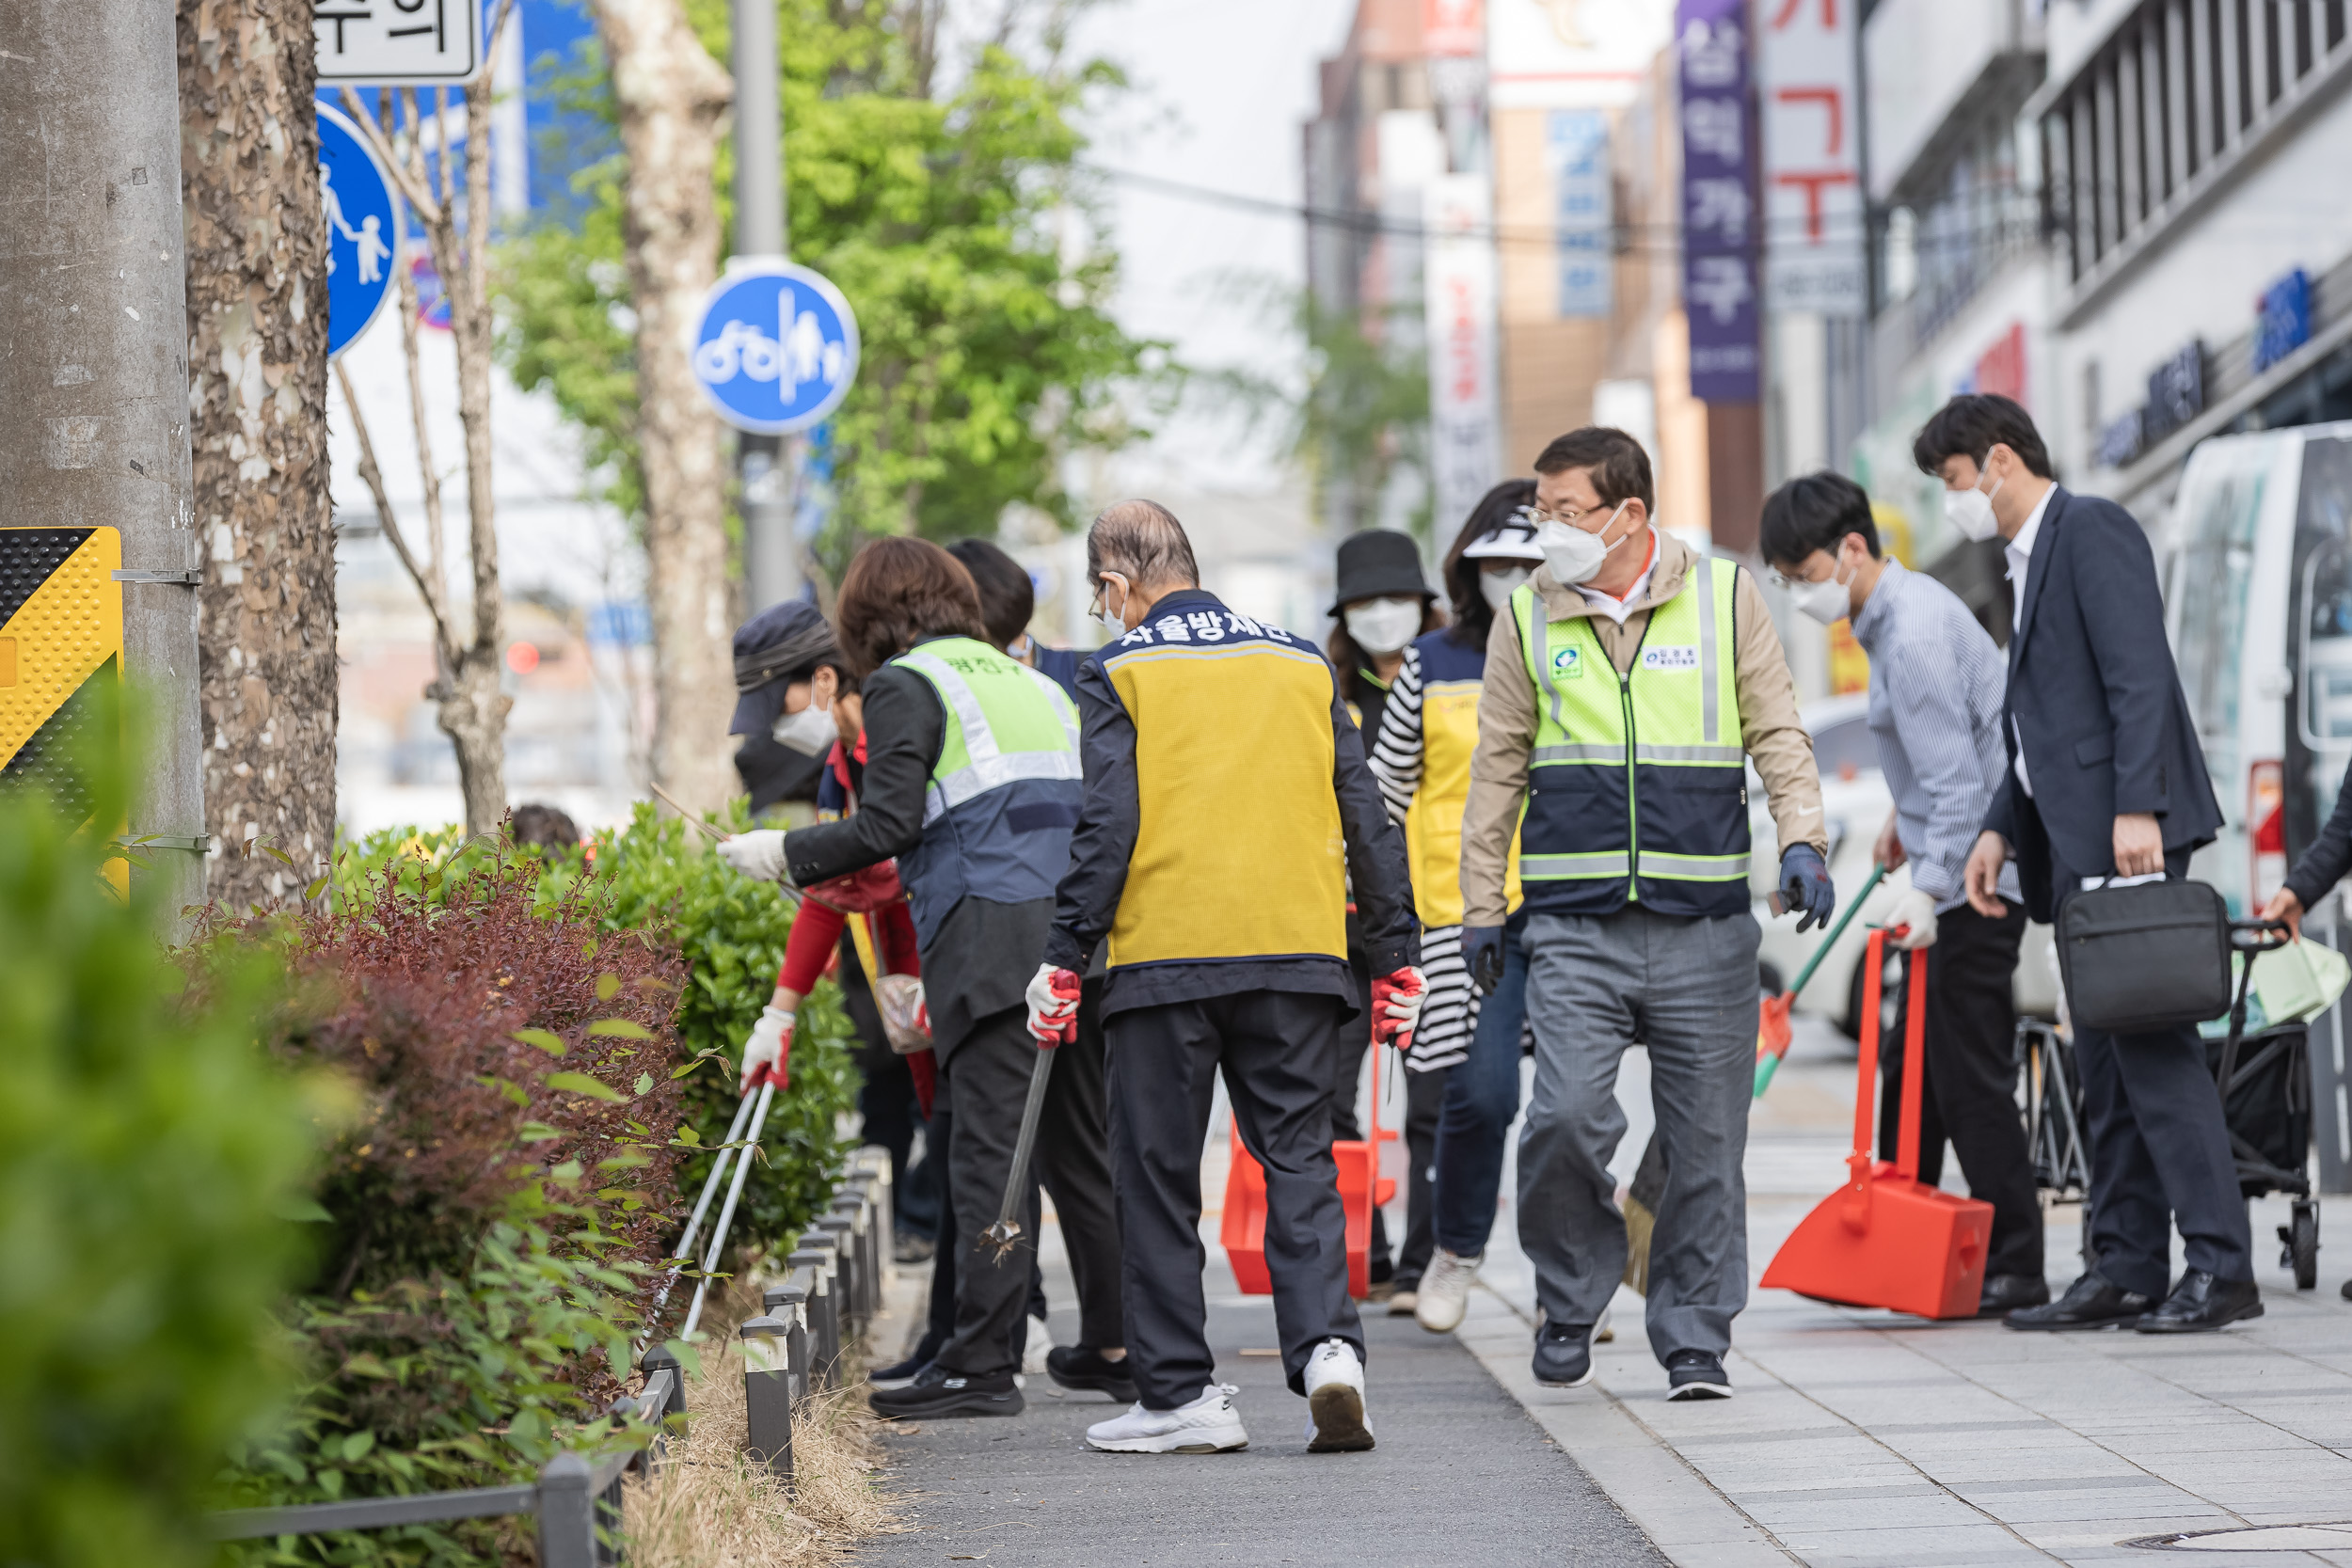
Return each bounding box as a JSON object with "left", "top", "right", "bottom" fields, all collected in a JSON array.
[{"left": 850, "top": 1301, "right": 1672, "bottom": 1567}]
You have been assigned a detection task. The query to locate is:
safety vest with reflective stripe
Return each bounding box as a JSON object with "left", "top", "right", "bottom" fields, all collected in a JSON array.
[
  {"left": 890, "top": 637, "right": 1084, "bottom": 947},
  {"left": 1510, "top": 559, "right": 1750, "bottom": 919}
]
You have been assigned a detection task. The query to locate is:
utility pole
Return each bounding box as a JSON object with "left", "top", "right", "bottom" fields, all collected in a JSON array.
[
  {"left": 0, "top": 0, "right": 207, "bottom": 927},
  {"left": 732, "top": 0, "right": 801, "bottom": 613}
]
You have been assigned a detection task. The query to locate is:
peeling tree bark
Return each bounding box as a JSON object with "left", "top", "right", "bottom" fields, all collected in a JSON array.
[
  {"left": 339, "top": 9, "right": 519, "bottom": 837},
  {"left": 593, "top": 0, "right": 739, "bottom": 812},
  {"left": 178, "top": 0, "right": 336, "bottom": 904}
]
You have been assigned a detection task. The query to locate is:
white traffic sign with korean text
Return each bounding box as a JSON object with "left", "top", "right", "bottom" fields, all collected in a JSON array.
[
  {"left": 314, "top": 0, "right": 484, "bottom": 84},
  {"left": 691, "top": 261, "right": 861, "bottom": 436}
]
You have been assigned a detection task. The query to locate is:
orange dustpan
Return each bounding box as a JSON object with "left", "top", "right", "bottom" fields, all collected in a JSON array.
[
  {"left": 1221, "top": 1052, "right": 1397, "bottom": 1299},
  {"left": 1759, "top": 929, "right": 1992, "bottom": 1319}
]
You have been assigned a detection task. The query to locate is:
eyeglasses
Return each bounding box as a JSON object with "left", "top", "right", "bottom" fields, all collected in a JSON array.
[{"left": 1517, "top": 501, "right": 1613, "bottom": 531}]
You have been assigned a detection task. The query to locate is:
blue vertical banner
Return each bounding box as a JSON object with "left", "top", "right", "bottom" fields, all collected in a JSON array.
[
  {"left": 1548, "top": 111, "right": 1613, "bottom": 319},
  {"left": 1677, "top": 0, "right": 1757, "bottom": 403}
]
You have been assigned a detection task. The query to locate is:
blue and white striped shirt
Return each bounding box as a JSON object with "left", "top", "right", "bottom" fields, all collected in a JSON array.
[{"left": 1851, "top": 559, "right": 2021, "bottom": 911}]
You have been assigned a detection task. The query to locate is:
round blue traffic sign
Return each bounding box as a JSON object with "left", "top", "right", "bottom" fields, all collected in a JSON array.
[
  {"left": 317, "top": 103, "right": 403, "bottom": 357},
  {"left": 691, "top": 261, "right": 860, "bottom": 435}
]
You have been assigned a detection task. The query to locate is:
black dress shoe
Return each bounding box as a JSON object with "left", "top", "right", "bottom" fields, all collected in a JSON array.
[
  {"left": 867, "top": 1362, "right": 1024, "bottom": 1418},
  {"left": 2004, "top": 1272, "right": 2152, "bottom": 1331},
  {"left": 2136, "top": 1271, "right": 2262, "bottom": 1333},
  {"left": 1978, "top": 1273, "right": 2052, "bottom": 1318},
  {"left": 1045, "top": 1345, "right": 1138, "bottom": 1402}
]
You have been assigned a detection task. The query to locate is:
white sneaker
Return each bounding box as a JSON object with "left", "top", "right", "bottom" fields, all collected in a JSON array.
[
  {"left": 1414, "top": 1248, "right": 1482, "bottom": 1334},
  {"left": 1086, "top": 1383, "right": 1249, "bottom": 1453},
  {"left": 1302, "top": 1338, "right": 1374, "bottom": 1452},
  {"left": 1022, "top": 1314, "right": 1054, "bottom": 1377}
]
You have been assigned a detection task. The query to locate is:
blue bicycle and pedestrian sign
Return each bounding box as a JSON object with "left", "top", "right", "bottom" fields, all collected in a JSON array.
[
  {"left": 691, "top": 261, "right": 861, "bottom": 435},
  {"left": 317, "top": 103, "right": 403, "bottom": 357}
]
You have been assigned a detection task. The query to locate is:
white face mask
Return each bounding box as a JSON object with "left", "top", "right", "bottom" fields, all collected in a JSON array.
[
  {"left": 1478, "top": 565, "right": 1532, "bottom": 611},
  {"left": 1539, "top": 502, "right": 1630, "bottom": 585},
  {"left": 1786, "top": 555, "right": 1855, "bottom": 626},
  {"left": 1944, "top": 464, "right": 2004, "bottom": 543},
  {"left": 771, "top": 699, "right": 836, "bottom": 756},
  {"left": 1093, "top": 577, "right": 1130, "bottom": 637},
  {"left": 1343, "top": 595, "right": 1422, "bottom": 656}
]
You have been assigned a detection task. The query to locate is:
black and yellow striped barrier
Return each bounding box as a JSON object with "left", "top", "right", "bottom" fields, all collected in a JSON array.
[{"left": 1, "top": 527, "right": 125, "bottom": 887}]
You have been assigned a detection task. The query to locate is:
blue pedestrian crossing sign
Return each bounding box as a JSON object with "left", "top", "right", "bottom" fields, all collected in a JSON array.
[
  {"left": 691, "top": 261, "right": 860, "bottom": 435},
  {"left": 317, "top": 103, "right": 403, "bottom": 357}
]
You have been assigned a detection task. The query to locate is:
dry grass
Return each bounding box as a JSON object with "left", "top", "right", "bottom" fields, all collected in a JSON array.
[{"left": 621, "top": 1274, "right": 896, "bottom": 1567}]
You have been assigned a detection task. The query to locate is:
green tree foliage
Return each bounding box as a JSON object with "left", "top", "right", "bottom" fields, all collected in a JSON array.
[
  {"left": 1213, "top": 282, "right": 1431, "bottom": 537},
  {"left": 0, "top": 725, "right": 324, "bottom": 1568},
  {"left": 501, "top": 0, "right": 1157, "bottom": 567}
]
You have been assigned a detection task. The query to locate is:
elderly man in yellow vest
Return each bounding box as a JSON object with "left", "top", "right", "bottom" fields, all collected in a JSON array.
[
  {"left": 1459, "top": 427, "right": 1831, "bottom": 1401},
  {"left": 1027, "top": 499, "right": 1423, "bottom": 1457}
]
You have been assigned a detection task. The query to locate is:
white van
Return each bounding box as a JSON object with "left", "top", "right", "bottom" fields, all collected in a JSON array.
[{"left": 2163, "top": 421, "right": 2352, "bottom": 1190}]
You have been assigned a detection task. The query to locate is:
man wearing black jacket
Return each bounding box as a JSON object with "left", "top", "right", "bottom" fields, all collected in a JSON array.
[
  {"left": 1931, "top": 395, "right": 2251, "bottom": 1333},
  {"left": 1027, "top": 500, "right": 1423, "bottom": 1456}
]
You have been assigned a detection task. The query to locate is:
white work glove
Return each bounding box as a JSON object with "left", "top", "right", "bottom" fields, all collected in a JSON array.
[
  {"left": 741, "top": 1003, "right": 794, "bottom": 1092},
  {"left": 1025, "top": 962, "right": 1082, "bottom": 1046},
  {"left": 716, "top": 829, "right": 791, "bottom": 885},
  {"left": 1887, "top": 886, "right": 1939, "bottom": 950}
]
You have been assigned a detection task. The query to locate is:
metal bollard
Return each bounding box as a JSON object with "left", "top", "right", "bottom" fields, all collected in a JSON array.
[
  {"left": 764, "top": 1272, "right": 813, "bottom": 1408},
  {"left": 536, "top": 1452, "right": 597, "bottom": 1568},
  {"left": 788, "top": 1243, "right": 837, "bottom": 1387},
  {"left": 818, "top": 1212, "right": 858, "bottom": 1338},
  {"left": 843, "top": 1190, "right": 878, "bottom": 1324},
  {"left": 739, "top": 1313, "right": 794, "bottom": 1483},
  {"left": 640, "top": 1343, "right": 688, "bottom": 1420}
]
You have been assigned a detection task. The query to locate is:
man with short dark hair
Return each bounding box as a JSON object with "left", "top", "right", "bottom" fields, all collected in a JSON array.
[
  {"left": 1460, "top": 427, "right": 1830, "bottom": 1399},
  {"left": 1919, "top": 394, "right": 2250, "bottom": 1334},
  {"left": 1760, "top": 469, "right": 2044, "bottom": 1316}
]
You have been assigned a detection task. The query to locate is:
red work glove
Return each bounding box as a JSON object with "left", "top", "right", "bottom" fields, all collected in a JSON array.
[
  {"left": 1025, "top": 963, "right": 1082, "bottom": 1046},
  {"left": 1369, "top": 965, "right": 1426, "bottom": 1053}
]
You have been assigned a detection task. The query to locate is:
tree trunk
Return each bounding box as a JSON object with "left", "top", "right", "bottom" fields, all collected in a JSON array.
[
  {"left": 178, "top": 0, "right": 336, "bottom": 904},
  {"left": 593, "top": 0, "right": 738, "bottom": 812}
]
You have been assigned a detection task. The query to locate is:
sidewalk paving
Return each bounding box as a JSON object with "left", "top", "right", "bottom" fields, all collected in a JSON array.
[{"left": 851, "top": 1020, "right": 2352, "bottom": 1566}]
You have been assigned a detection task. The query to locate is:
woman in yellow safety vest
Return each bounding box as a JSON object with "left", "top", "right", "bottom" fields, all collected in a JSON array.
[{"left": 1368, "top": 480, "right": 1546, "bottom": 1337}]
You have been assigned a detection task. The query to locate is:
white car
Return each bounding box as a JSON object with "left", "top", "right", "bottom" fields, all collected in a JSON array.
[{"left": 1750, "top": 695, "right": 2059, "bottom": 1038}]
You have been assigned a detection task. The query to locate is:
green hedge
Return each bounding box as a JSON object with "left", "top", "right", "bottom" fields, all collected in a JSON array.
[{"left": 0, "top": 745, "right": 324, "bottom": 1568}]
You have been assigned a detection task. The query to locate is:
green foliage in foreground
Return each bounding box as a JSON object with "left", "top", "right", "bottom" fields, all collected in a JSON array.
[{"left": 0, "top": 728, "right": 326, "bottom": 1568}]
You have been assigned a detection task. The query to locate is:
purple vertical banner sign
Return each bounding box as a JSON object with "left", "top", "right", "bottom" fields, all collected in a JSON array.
[{"left": 1677, "top": 0, "right": 1757, "bottom": 403}]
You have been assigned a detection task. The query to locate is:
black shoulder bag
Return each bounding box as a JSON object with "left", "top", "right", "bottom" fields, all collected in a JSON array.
[{"left": 2055, "top": 879, "right": 2233, "bottom": 1034}]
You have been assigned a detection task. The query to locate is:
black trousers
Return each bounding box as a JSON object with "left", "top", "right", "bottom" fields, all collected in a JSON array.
[
  {"left": 1107, "top": 989, "right": 1362, "bottom": 1409},
  {"left": 839, "top": 939, "right": 936, "bottom": 1239},
  {"left": 921, "top": 1100, "right": 1042, "bottom": 1363},
  {"left": 931, "top": 1002, "right": 1125, "bottom": 1375},
  {"left": 2055, "top": 849, "right": 2254, "bottom": 1294},
  {"left": 1876, "top": 904, "right": 2044, "bottom": 1279}
]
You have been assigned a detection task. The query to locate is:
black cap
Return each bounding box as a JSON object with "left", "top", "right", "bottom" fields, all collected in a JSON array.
[
  {"left": 1329, "top": 530, "right": 1433, "bottom": 614},
  {"left": 729, "top": 599, "right": 837, "bottom": 736}
]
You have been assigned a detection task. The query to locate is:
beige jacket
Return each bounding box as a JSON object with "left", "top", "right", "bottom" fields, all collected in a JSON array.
[{"left": 1460, "top": 531, "right": 1826, "bottom": 926}]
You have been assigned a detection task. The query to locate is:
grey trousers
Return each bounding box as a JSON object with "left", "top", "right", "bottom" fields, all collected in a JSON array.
[{"left": 1517, "top": 906, "right": 1760, "bottom": 1365}]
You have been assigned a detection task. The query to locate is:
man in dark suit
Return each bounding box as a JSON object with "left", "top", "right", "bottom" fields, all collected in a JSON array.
[{"left": 1921, "top": 395, "right": 2256, "bottom": 1333}]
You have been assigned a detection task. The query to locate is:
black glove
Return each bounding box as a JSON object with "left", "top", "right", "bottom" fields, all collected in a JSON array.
[
  {"left": 1778, "top": 845, "right": 1836, "bottom": 934},
  {"left": 1462, "top": 924, "right": 1506, "bottom": 996}
]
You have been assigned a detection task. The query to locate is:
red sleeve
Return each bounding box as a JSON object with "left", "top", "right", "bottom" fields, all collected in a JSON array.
[
  {"left": 778, "top": 900, "right": 847, "bottom": 995},
  {"left": 880, "top": 900, "right": 921, "bottom": 977}
]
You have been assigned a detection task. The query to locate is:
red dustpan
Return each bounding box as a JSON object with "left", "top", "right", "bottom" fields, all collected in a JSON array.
[
  {"left": 1221, "top": 1053, "right": 1397, "bottom": 1299},
  {"left": 1760, "top": 929, "right": 1992, "bottom": 1319}
]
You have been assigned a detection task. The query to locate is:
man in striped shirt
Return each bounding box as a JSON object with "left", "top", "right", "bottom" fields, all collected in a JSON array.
[{"left": 1762, "top": 472, "right": 2046, "bottom": 1317}]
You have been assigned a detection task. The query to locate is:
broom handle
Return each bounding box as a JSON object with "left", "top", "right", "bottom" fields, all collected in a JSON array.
[
  {"left": 1893, "top": 943, "right": 1931, "bottom": 1180},
  {"left": 649, "top": 781, "right": 729, "bottom": 843},
  {"left": 1786, "top": 863, "right": 1887, "bottom": 1002},
  {"left": 1851, "top": 928, "right": 1884, "bottom": 1164}
]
